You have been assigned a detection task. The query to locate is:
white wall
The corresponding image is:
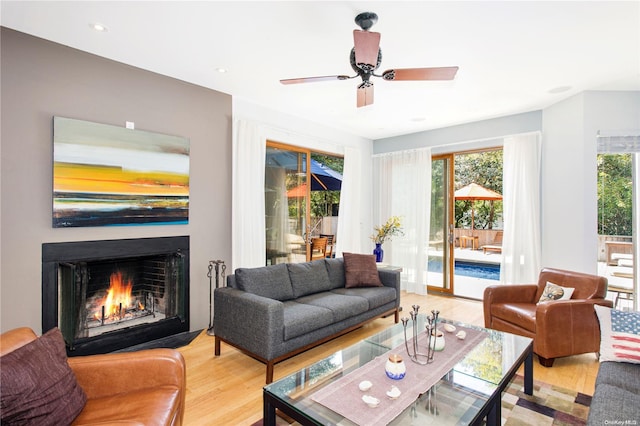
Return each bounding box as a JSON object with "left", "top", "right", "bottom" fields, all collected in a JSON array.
[{"left": 542, "top": 91, "right": 640, "bottom": 272}]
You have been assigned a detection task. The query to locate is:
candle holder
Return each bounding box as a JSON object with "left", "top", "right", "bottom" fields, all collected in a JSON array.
[{"left": 402, "top": 305, "right": 440, "bottom": 365}]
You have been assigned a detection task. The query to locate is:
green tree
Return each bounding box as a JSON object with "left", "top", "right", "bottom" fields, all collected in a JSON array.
[
  {"left": 598, "top": 153, "right": 632, "bottom": 236},
  {"left": 454, "top": 151, "right": 504, "bottom": 230}
]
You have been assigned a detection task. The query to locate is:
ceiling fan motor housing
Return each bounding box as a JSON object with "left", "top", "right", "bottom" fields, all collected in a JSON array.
[{"left": 355, "top": 12, "right": 378, "bottom": 31}]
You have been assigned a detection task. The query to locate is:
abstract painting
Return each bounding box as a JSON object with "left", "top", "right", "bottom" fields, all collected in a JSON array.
[{"left": 53, "top": 116, "right": 189, "bottom": 227}]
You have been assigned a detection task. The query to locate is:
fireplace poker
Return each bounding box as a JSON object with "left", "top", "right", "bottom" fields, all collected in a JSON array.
[{"left": 207, "top": 260, "right": 226, "bottom": 336}]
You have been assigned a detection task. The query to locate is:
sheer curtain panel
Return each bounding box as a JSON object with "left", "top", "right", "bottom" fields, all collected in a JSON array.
[
  {"left": 232, "top": 119, "right": 266, "bottom": 270},
  {"left": 373, "top": 148, "right": 431, "bottom": 294},
  {"left": 335, "top": 146, "right": 364, "bottom": 256},
  {"left": 501, "top": 132, "right": 542, "bottom": 284}
]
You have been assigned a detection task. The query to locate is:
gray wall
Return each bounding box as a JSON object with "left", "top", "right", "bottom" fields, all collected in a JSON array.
[{"left": 1, "top": 28, "right": 232, "bottom": 333}]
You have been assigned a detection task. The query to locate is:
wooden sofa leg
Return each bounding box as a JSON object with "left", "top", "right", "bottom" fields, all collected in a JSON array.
[
  {"left": 214, "top": 336, "right": 221, "bottom": 356},
  {"left": 266, "top": 362, "right": 275, "bottom": 384},
  {"left": 538, "top": 356, "right": 555, "bottom": 367}
]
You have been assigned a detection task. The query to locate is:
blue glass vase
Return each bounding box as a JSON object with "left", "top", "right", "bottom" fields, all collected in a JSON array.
[{"left": 373, "top": 243, "right": 384, "bottom": 262}]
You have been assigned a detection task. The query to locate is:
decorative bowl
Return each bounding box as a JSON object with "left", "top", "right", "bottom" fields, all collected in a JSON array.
[
  {"left": 358, "top": 380, "right": 373, "bottom": 391},
  {"left": 386, "top": 385, "right": 401, "bottom": 399},
  {"left": 456, "top": 330, "right": 467, "bottom": 340},
  {"left": 362, "top": 395, "right": 380, "bottom": 408},
  {"left": 443, "top": 323, "right": 457, "bottom": 333}
]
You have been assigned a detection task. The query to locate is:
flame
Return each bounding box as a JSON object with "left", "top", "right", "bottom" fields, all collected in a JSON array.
[{"left": 94, "top": 271, "right": 134, "bottom": 320}]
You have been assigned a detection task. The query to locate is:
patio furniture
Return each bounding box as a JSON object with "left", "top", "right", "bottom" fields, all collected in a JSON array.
[
  {"left": 460, "top": 235, "right": 479, "bottom": 250},
  {"left": 320, "top": 233, "right": 335, "bottom": 258},
  {"left": 483, "top": 267, "right": 613, "bottom": 367},
  {"left": 310, "top": 237, "right": 328, "bottom": 260},
  {"left": 482, "top": 231, "right": 503, "bottom": 254}
]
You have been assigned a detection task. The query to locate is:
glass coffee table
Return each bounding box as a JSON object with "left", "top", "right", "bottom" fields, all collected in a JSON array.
[{"left": 263, "top": 317, "right": 533, "bottom": 425}]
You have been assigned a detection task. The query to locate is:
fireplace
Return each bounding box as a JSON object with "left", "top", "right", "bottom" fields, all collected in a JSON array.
[{"left": 42, "top": 236, "right": 189, "bottom": 356}]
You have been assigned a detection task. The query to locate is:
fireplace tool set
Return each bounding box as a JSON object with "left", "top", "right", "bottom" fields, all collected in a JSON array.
[
  {"left": 402, "top": 305, "right": 440, "bottom": 365},
  {"left": 207, "top": 259, "right": 226, "bottom": 336}
]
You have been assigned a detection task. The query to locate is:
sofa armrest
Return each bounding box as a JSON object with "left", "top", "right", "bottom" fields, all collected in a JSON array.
[
  {"left": 378, "top": 269, "right": 401, "bottom": 306},
  {"left": 483, "top": 284, "right": 538, "bottom": 327},
  {"left": 535, "top": 298, "right": 613, "bottom": 358},
  {"left": 68, "top": 348, "right": 186, "bottom": 399},
  {"left": 213, "top": 287, "right": 285, "bottom": 360}
]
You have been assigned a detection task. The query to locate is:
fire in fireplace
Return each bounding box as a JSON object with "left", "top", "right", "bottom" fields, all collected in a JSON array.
[{"left": 42, "top": 236, "right": 189, "bottom": 355}]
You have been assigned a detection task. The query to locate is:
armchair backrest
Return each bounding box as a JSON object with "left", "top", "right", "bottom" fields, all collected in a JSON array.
[{"left": 536, "top": 267, "right": 608, "bottom": 300}]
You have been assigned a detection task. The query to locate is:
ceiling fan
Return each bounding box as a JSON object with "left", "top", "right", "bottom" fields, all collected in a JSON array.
[{"left": 280, "top": 12, "right": 459, "bottom": 108}]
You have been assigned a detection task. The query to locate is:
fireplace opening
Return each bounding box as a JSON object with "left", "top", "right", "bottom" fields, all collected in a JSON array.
[{"left": 43, "top": 236, "right": 189, "bottom": 355}]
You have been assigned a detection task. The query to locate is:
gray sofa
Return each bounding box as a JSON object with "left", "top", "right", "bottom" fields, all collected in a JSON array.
[
  {"left": 587, "top": 361, "right": 640, "bottom": 425},
  {"left": 213, "top": 257, "right": 401, "bottom": 383}
]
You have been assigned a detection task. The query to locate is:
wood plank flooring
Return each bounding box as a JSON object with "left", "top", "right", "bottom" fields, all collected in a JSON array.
[{"left": 177, "top": 291, "right": 600, "bottom": 425}]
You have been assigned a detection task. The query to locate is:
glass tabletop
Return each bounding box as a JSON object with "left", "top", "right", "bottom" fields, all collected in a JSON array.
[{"left": 264, "top": 316, "right": 532, "bottom": 425}]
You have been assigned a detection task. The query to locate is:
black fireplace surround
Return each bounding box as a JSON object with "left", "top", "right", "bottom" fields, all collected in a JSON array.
[{"left": 42, "top": 236, "right": 190, "bottom": 356}]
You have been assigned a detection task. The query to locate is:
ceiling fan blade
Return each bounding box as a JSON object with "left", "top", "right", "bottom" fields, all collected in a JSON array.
[
  {"left": 280, "top": 75, "right": 350, "bottom": 85},
  {"left": 357, "top": 83, "right": 374, "bottom": 108},
  {"left": 382, "top": 66, "right": 459, "bottom": 81},
  {"left": 353, "top": 30, "right": 381, "bottom": 68}
]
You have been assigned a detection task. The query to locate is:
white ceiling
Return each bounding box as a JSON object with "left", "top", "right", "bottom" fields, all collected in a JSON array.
[{"left": 2, "top": 1, "right": 639, "bottom": 140}]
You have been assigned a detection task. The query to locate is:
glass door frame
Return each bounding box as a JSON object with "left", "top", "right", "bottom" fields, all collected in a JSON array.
[{"left": 428, "top": 153, "right": 455, "bottom": 295}]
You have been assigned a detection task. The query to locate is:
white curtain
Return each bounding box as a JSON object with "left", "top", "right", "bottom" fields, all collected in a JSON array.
[
  {"left": 335, "top": 146, "right": 364, "bottom": 256},
  {"left": 501, "top": 132, "right": 542, "bottom": 284},
  {"left": 373, "top": 148, "right": 431, "bottom": 294},
  {"left": 232, "top": 119, "right": 266, "bottom": 270}
]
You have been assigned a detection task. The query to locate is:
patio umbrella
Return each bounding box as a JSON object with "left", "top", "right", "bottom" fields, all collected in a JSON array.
[
  {"left": 268, "top": 151, "right": 343, "bottom": 192},
  {"left": 286, "top": 160, "right": 343, "bottom": 197},
  {"left": 454, "top": 183, "right": 502, "bottom": 234}
]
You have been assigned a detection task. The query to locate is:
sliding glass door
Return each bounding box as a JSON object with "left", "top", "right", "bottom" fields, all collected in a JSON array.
[
  {"left": 428, "top": 155, "right": 454, "bottom": 294},
  {"left": 265, "top": 145, "right": 309, "bottom": 265}
]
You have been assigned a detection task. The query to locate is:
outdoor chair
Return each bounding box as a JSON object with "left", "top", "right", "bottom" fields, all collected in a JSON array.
[
  {"left": 320, "top": 233, "right": 335, "bottom": 258},
  {"left": 482, "top": 231, "right": 503, "bottom": 254},
  {"left": 483, "top": 267, "right": 612, "bottom": 367},
  {"left": 310, "top": 237, "right": 328, "bottom": 260}
]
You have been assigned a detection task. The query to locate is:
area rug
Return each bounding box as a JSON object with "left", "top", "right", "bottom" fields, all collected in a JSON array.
[
  {"left": 253, "top": 375, "right": 591, "bottom": 425},
  {"left": 113, "top": 329, "right": 203, "bottom": 352}
]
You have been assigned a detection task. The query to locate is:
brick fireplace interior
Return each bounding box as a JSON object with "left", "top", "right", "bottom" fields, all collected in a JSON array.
[{"left": 42, "top": 236, "right": 190, "bottom": 355}]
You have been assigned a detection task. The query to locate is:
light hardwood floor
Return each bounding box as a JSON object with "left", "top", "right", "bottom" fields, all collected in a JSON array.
[{"left": 177, "top": 291, "right": 600, "bottom": 425}]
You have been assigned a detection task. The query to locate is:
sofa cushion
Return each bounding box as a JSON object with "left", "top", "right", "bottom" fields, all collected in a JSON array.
[
  {"left": 588, "top": 383, "right": 639, "bottom": 425},
  {"left": 342, "top": 252, "right": 383, "bottom": 288},
  {"left": 331, "top": 287, "right": 397, "bottom": 310},
  {"left": 287, "top": 261, "right": 332, "bottom": 298},
  {"left": 596, "top": 361, "right": 640, "bottom": 394},
  {"left": 324, "top": 258, "right": 346, "bottom": 289},
  {"left": 296, "top": 292, "right": 369, "bottom": 323},
  {"left": 282, "top": 301, "right": 334, "bottom": 341},
  {"left": 594, "top": 305, "right": 640, "bottom": 364},
  {"left": 235, "top": 263, "right": 294, "bottom": 301},
  {"left": 0, "top": 328, "right": 87, "bottom": 426}
]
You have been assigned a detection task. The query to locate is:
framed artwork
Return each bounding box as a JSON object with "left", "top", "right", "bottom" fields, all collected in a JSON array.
[{"left": 53, "top": 116, "right": 190, "bottom": 227}]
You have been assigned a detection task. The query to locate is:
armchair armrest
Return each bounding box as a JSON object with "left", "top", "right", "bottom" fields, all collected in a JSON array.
[
  {"left": 483, "top": 284, "right": 538, "bottom": 327},
  {"left": 68, "top": 348, "right": 186, "bottom": 399},
  {"left": 213, "top": 287, "right": 285, "bottom": 360},
  {"left": 534, "top": 298, "right": 613, "bottom": 359}
]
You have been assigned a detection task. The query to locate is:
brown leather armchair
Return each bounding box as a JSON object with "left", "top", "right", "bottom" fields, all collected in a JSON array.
[
  {"left": 1, "top": 327, "right": 186, "bottom": 425},
  {"left": 483, "top": 267, "right": 613, "bottom": 367}
]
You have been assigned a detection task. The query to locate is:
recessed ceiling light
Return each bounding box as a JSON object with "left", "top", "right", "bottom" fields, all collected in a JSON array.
[
  {"left": 215, "top": 68, "right": 228, "bottom": 73},
  {"left": 411, "top": 117, "right": 426, "bottom": 122},
  {"left": 548, "top": 85, "right": 571, "bottom": 94},
  {"left": 90, "top": 23, "right": 108, "bottom": 32}
]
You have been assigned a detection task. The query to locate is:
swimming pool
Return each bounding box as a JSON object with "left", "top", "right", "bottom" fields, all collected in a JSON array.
[{"left": 428, "top": 259, "right": 500, "bottom": 280}]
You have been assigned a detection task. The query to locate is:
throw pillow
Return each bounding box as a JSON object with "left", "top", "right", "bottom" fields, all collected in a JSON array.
[
  {"left": 235, "top": 263, "right": 294, "bottom": 301},
  {"left": 343, "top": 252, "right": 383, "bottom": 288},
  {"left": 594, "top": 305, "right": 640, "bottom": 364},
  {"left": 538, "top": 281, "right": 575, "bottom": 303},
  {"left": 1, "top": 328, "right": 87, "bottom": 425}
]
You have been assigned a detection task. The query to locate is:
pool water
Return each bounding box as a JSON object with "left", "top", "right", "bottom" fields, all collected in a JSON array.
[{"left": 428, "top": 259, "right": 500, "bottom": 281}]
